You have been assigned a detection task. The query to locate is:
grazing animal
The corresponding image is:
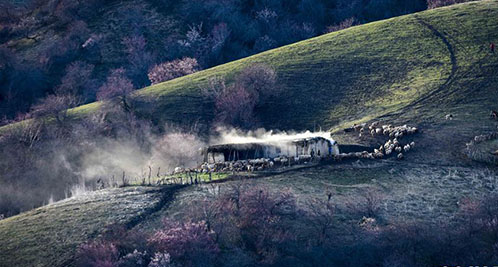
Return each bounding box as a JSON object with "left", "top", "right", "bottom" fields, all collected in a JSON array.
[
  {"left": 445, "top": 114, "right": 453, "bottom": 120},
  {"left": 353, "top": 124, "right": 363, "bottom": 131},
  {"left": 397, "top": 153, "right": 404, "bottom": 160},
  {"left": 491, "top": 110, "right": 498, "bottom": 120},
  {"left": 403, "top": 144, "right": 411, "bottom": 152}
]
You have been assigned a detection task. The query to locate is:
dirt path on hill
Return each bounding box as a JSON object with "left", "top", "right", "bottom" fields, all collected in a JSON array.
[{"left": 402, "top": 16, "right": 458, "bottom": 110}]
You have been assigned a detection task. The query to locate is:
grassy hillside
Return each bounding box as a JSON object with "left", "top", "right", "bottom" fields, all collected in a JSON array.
[
  {"left": 0, "top": 186, "right": 180, "bottom": 267},
  {"left": 81, "top": 0, "right": 496, "bottom": 132}
]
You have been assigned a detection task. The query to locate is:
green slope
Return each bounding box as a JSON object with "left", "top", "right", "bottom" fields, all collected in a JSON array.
[
  {"left": 0, "top": 187, "right": 175, "bottom": 267},
  {"left": 64, "top": 0, "right": 498, "bottom": 133}
]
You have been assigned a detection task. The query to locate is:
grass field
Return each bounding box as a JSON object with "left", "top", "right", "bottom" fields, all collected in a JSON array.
[
  {"left": 0, "top": 187, "right": 174, "bottom": 267},
  {"left": 1, "top": 2, "right": 498, "bottom": 266}
]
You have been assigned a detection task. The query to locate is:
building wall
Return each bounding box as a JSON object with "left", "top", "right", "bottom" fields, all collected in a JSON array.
[{"left": 205, "top": 138, "right": 340, "bottom": 163}]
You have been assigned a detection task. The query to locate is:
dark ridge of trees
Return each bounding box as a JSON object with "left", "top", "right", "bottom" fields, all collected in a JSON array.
[{"left": 0, "top": 0, "right": 439, "bottom": 123}]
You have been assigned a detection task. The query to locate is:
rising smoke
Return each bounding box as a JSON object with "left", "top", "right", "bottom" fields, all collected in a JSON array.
[
  {"left": 211, "top": 126, "right": 335, "bottom": 145},
  {"left": 0, "top": 116, "right": 331, "bottom": 217}
]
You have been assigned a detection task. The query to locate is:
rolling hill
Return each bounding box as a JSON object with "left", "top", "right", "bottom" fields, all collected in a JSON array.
[
  {"left": 81, "top": 0, "right": 498, "bottom": 131},
  {"left": 1, "top": 1, "right": 498, "bottom": 266},
  {"left": 67, "top": 0, "right": 498, "bottom": 163}
]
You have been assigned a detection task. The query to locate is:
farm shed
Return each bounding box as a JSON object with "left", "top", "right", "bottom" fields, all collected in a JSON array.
[{"left": 203, "top": 136, "right": 339, "bottom": 163}]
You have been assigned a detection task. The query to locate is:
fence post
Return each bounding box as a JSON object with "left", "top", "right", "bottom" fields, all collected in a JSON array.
[{"left": 122, "top": 171, "right": 127, "bottom": 186}]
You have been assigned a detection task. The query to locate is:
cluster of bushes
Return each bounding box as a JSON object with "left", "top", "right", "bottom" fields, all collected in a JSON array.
[
  {"left": 77, "top": 183, "right": 498, "bottom": 266},
  {"left": 0, "top": 0, "right": 437, "bottom": 122}
]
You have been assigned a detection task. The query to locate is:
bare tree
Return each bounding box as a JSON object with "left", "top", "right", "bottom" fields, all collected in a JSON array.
[
  {"left": 55, "top": 61, "right": 95, "bottom": 99},
  {"left": 210, "top": 23, "right": 231, "bottom": 52},
  {"left": 97, "top": 68, "right": 134, "bottom": 109},
  {"left": 235, "top": 63, "right": 277, "bottom": 102},
  {"left": 214, "top": 83, "right": 256, "bottom": 127},
  {"left": 345, "top": 188, "right": 384, "bottom": 218},
  {"left": 202, "top": 64, "right": 277, "bottom": 128},
  {"left": 306, "top": 198, "right": 336, "bottom": 245},
  {"left": 426, "top": 0, "right": 470, "bottom": 9},
  {"left": 325, "top": 17, "right": 357, "bottom": 33},
  {"left": 201, "top": 76, "right": 228, "bottom": 100},
  {"left": 30, "top": 94, "right": 79, "bottom": 124},
  {"left": 148, "top": 57, "right": 200, "bottom": 85},
  {"left": 122, "top": 35, "right": 156, "bottom": 87}
]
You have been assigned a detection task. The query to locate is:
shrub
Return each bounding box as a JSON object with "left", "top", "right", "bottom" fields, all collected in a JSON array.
[
  {"left": 76, "top": 241, "right": 119, "bottom": 267},
  {"left": 192, "top": 184, "right": 298, "bottom": 264},
  {"left": 202, "top": 64, "right": 277, "bottom": 128},
  {"left": 30, "top": 94, "right": 79, "bottom": 124},
  {"left": 325, "top": 17, "right": 357, "bottom": 33},
  {"left": 427, "top": 0, "right": 474, "bottom": 9},
  {"left": 235, "top": 63, "right": 277, "bottom": 102},
  {"left": 122, "top": 35, "right": 156, "bottom": 87},
  {"left": 148, "top": 58, "right": 199, "bottom": 85},
  {"left": 148, "top": 220, "right": 219, "bottom": 266},
  {"left": 55, "top": 61, "right": 96, "bottom": 100},
  {"left": 148, "top": 252, "right": 173, "bottom": 267},
  {"left": 214, "top": 84, "right": 256, "bottom": 127},
  {"left": 97, "top": 68, "right": 134, "bottom": 102}
]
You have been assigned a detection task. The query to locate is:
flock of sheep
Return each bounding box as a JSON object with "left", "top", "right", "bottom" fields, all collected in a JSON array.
[
  {"left": 197, "top": 159, "right": 275, "bottom": 173},
  {"left": 193, "top": 155, "right": 316, "bottom": 174},
  {"left": 171, "top": 122, "right": 420, "bottom": 176},
  {"left": 336, "top": 122, "right": 418, "bottom": 160}
]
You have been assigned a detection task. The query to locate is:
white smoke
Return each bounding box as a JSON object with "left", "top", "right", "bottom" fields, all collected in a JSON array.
[{"left": 210, "top": 127, "right": 335, "bottom": 145}]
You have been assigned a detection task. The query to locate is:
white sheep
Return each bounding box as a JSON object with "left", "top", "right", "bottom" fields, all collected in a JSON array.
[
  {"left": 395, "top": 146, "right": 402, "bottom": 153},
  {"left": 397, "top": 153, "right": 404, "bottom": 160},
  {"left": 374, "top": 152, "right": 384, "bottom": 158},
  {"left": 410, "top": 141, "right": 415, "bottom": 148},
  {"left": 403, "top": 144, "right": 411, "bottom": 152},
  {"left": 445, "top": 114, "right": 453, "bottom": 120},
  {"left": 375, "top": 128, "right": 382, "bottom": 135}
]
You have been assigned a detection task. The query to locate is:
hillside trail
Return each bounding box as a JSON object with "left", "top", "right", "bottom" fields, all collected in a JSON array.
[{"left": 398, "top": 16, "right": 458, "bottom": 112}]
